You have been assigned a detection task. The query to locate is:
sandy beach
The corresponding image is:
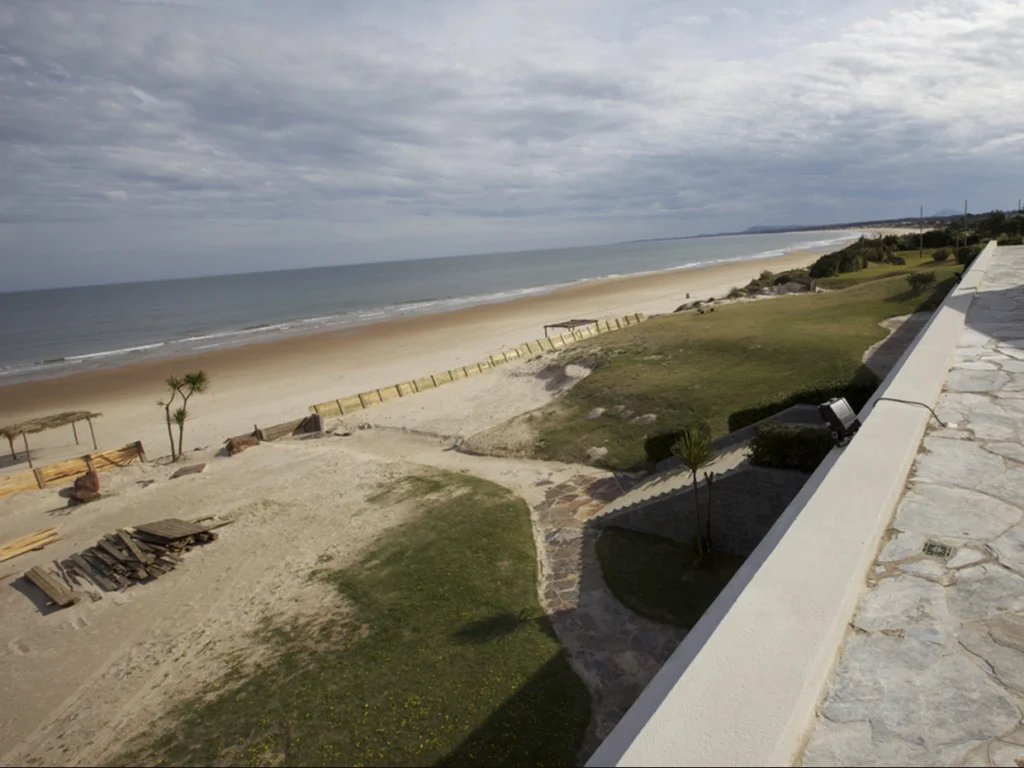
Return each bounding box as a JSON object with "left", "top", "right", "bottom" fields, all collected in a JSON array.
[{"left": 0, "top": 246, "right": 850, "bottom": 468}]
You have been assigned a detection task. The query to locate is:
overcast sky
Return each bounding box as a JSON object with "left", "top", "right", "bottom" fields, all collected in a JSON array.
[{"left": 1, "top": 0, "right": 1023, "bottom": 290}]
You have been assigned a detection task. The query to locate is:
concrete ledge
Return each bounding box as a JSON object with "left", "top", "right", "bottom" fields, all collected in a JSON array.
[{"left": 588, "top": 242, "right": 997, "bottom": 767}]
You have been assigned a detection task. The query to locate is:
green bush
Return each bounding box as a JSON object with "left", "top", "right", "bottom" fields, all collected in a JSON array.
[
  {"left": 727, "top": 370, "right": 880, "bottom": 432},
  {"left": 644, "top": 430, "right": 686, "bottom": 465},
  {"left": 956, "top": 245, "right": 982, "bottom": 266},
  {"left": 727, "top": 287, "right": 744, "bottom": 300},
  {"left": 884, "top": 254, "right": 906, "bottom": 265},
  {"left": 932, "top": 248, "right": 952, "bottom": 262},
  {"left": 749, "top": 423, "right": 834, "bottom": 473},
  {"left": 906, "top": 271, "right": 936, "bottom": 293}
]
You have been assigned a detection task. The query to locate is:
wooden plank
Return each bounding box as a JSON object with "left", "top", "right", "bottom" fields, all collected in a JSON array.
[
  {"left": 433, "top": 371, "right": 453, "bottom": 385},
  {"left": 25, "top": 566, "right": 79, "bottom": 608},
  {"left": 0, "top": 470, "right": 39, "bottom": 499},
  {"left": 339, "top": 395, "right": 364, "bottom": 413},
  {"left": 117, "top": 530, "right": 154, "bottom": 564},
  {"left": 378, "top": 386, "right": 401, "bottom": 402},
  {"left": 97, "top": 538, "right": 132, "bottom": 563},
  {"left": 449, "top": 367, "right": 467, "bottom": 381},
  {"left": 395, "top": 382, "right": 416, "bottom": 397},
  {"left": 358, "top": 390, "right": 382, "bottom": 407},
  {"left": 413, "top": 375, "right": 436, "bottom": 391},
  {"left": 70, "top": 553, "right": 116, "bottom": 592},
  {"left": 135, "top": 518, "right": 208, "bottom": 540},
  {"left": 0, "top": 527, "right": 59, "bottom": 552},
  {"left": 0, "top": 532, "right": 59, "bottom": 561}
]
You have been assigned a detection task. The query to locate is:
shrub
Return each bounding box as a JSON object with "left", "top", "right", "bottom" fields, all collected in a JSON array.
[
  {"left": 956, "top": 245, "right": 982, "bottom": 266},
  {"left": 906, "top": 271, "right": 936, "bottom": 293},
  {"left": 932, "top": 248, "right": 952, "bottom": 262},
  {"left": 645, "top": 430, "right": 686, "bottom": 465},
  {"left": 727, "top": 370, "right": 880, "bottom": 432},
  {"left": 727, "top": 287, "right": 744, "bottom": 300},
  {"left": 749, "top": 423, "right": 834, "bottom": 473},
  {"left": 884, "top": 254, "right": 906, "bottom": 265}
]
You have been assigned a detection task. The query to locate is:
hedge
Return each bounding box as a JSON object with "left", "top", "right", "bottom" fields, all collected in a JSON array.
[
  {"left": 727, "top": 370, "right": 880, "bottom": 432},
  {"left": 749, "top": 423, "right": 834, "bottom": 473}
]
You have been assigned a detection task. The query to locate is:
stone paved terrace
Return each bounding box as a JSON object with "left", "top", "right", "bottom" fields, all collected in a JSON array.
[{"left": 803, "top": 245, "right": 1024, "bottom": 767}]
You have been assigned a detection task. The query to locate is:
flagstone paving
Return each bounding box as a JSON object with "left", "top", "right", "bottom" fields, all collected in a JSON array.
[{"left": 803, "top": 246, "right": 1024, "bottom": 767}]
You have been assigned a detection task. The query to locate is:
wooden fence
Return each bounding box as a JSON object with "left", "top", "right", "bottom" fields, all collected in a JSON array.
[
  {"left": 309, "top": 313, "right": 646, "bottom": 418},
  {"left": 0, "top": 441, "right": 146, "bottom": 500}
]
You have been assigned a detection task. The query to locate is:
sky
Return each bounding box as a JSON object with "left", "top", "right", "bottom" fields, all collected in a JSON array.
[{"left": 1, "top": 0, "right": 1023, "bottom": 290}]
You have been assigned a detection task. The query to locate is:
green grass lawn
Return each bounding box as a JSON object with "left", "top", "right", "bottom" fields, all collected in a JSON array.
[
  {"left": 524, "top": 266, "right": 957, "bottom": 471},
  {"left": 816, "top": 249, "right": 952, "bottom": 288},
  {"left": 118, "top": 472, "right": 589, "bottom": 767},
  {"left": 596, "top": 528, "right": 744, "bottom": 629}
]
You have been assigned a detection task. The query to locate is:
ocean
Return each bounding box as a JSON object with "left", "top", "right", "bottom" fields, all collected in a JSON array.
[{"left": 0, "top": 230, "right": 856, "bottom": 384}]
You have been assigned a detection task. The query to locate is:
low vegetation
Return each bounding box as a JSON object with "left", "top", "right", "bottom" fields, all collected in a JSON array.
[
  {"left": 119, "top": 472, "right": 589, "bottom": 767},
  {"left": 596, "top": 528, "right": 743, "bottom": 629},
  {"left": 517, "top": 266, "right": 956, "bottom": 472},
  {"left": 748, "top": 422, "right": 834, "bottom": 474}
]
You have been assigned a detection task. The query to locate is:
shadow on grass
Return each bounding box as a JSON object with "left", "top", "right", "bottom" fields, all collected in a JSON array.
[
  {"left": 451, "top": 610, "right": 559, "bottom": 645},
  {"left": 436, "top": 654, "right": 590, "bottom": 768}
]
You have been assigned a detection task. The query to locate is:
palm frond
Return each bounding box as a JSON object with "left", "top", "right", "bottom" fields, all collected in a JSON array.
[
  {"left": 671, "top": 422, "right": 716, "bottom": 473},
  {"left": 172, "top": 407, "right": 188, "bottom": 426},
  {"left": 183, "top": 370, "right": 209, "bottom": 394}
]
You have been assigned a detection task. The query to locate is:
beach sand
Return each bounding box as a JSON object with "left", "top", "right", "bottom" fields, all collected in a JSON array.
[{"left": 0, "top": 243, "right": 864, "bottom": 468}]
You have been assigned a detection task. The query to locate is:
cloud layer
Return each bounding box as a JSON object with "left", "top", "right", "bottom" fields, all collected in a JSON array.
[{"left": 1, "top": 0, "right": 1022, "bottom": 287}]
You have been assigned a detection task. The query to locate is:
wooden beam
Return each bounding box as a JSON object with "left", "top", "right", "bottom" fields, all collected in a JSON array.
[
  {"left": 87, "top": 418, "right": 97, "bottom": 450},
  {"left": 25, "top": 566, "right": 80, "bottom": 608},
  {"left": 7, "top": 435, "right": 14, "bottom": 460},
  {"left": 22, "top": 432, "right": 32, "bottom": 469},
  {"left": 72, "top": 421, "right": 79, "bottom": 445}
]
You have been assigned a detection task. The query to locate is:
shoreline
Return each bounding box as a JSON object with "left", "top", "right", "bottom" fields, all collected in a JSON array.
[
  {"left": 0, "top": 230, "right": 870, "bottom": 385},
  {"left": 0, "top": 237, "right": 885, "bottom": 467}
]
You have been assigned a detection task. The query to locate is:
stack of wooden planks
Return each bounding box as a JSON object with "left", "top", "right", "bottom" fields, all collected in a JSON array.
[
  {"left": 23, "top": 518, "right": 221, "bottom": 609},
  {"left": 0, "top": 527, "right": 61, "bottom": 563}
]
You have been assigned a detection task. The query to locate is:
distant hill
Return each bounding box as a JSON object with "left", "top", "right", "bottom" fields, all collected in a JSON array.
[{"left": 930, "top": 209, "right": 961, "bottom": 217}]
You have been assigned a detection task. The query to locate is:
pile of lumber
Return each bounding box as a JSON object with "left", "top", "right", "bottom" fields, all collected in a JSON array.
[
  {"left": 0, "top": 527, "right": 61, "bottom": 563},
  {"left": 24, "top": 518, "right": 221, "bottom": 609}
]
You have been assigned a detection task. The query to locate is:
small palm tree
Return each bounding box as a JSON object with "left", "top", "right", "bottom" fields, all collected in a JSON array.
[
  {"left": 157, "top": 371, "right": 210, "bottom": 461},
  {"left": 174, "top": 371, "right": 209, "bottom": 459},
  {"left": 672, "top": 422, "right": 716, "bottom": 559},
  {"left": 158, "top": 375, "right": 183, "bottom": 461}
]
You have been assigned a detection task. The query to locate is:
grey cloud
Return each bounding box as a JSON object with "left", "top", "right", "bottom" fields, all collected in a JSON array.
[{"left": 0, "top": 0, "right": 1023, "bottom": 288}]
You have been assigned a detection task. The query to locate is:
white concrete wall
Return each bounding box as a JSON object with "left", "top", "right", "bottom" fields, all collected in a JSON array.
[{"left": 588, "top": 243, "right": 998, "bottom": 767}]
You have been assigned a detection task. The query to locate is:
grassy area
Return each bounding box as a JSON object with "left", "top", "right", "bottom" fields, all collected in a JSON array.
[
  {"left": 119, "top": 472, "right": 589, "bottom": 767},
  {"left": 816, "top": 248, "right": 951, "bottom": 288},
  {"left": 524, "top": 266, "right": 957, "bottom": 471},
  {"left": 596, "top": 528, "right": 744, "bottom": 629}
]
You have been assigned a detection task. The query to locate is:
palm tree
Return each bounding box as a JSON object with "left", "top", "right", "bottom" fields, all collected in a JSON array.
[
  {"left": 672, "top": 422, "right": 716, "bottom": 559},
  {"left": 157, "top": 371, "right": 210, "bottom": 461},
  {"left": 158, "top": 375, "right": 183, "bottom": 461},
  {"left": 174, "top": 371, "right": 209, "bottom": 459}
]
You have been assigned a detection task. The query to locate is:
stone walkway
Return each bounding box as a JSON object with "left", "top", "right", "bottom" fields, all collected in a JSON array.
[
  {"left": 532, "top": 473, "right": 688, "bottom": 759},
  {"left": 803, "top": 246, "right": 1024, "bottom": 767}
]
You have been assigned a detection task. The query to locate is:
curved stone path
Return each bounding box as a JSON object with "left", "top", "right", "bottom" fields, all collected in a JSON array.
[{"left": 532, "top": 473, "right": 688, "bottom": 758}]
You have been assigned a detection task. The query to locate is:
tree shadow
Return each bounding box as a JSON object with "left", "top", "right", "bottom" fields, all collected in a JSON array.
[
  {"left": 451, "top": 610, "right": 558, "bottom": 644},
  {"left": 436, "top": 653, "right": 591, "bottom": 768}
]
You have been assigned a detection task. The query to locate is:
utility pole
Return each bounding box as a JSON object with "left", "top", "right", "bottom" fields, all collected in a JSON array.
[
  {"left": 964, "top": 199, "right": 968, "bottom": 246},
  {"left": 919, "top": 205, "right": 923, "bottom": 260}
]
